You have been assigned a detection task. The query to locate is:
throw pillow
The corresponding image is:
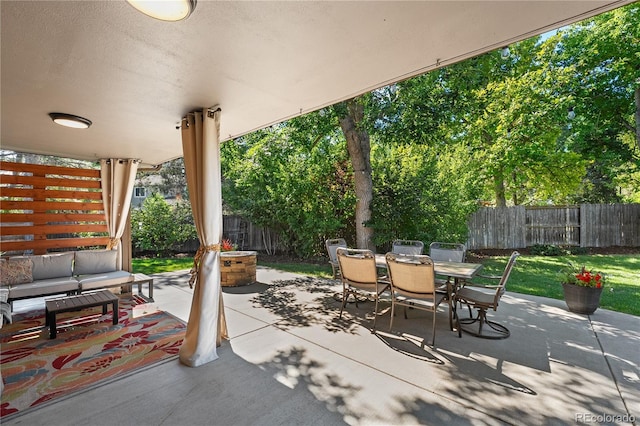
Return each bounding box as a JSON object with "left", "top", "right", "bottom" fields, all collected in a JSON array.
[
  {"left": 27, "top": 252, "right": 75, "bottom": 280},
  {"left": 0, "top": 258, "right": 33, "bottom": 286},
  {"left": 74, "top": 249, "right": 118, "bottom": 275}
]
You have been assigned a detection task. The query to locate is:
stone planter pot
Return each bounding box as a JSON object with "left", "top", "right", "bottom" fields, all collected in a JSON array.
[{"left": 562, "top": 282, "right": 603, "bottom": 315}]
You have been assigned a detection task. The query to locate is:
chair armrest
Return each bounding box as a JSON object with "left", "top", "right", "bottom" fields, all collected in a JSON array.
[
  {"left": 461, "top": 274, "right": 501, "bottom": 289},
  {"left": 466, "top": 284, "right": 501, "bottom": 289},
  {"left": 476, "top": 274, "right": 501, "bottom": 280}
]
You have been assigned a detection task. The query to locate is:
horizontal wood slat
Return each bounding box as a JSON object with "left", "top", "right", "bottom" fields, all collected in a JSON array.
[
  {"left": 1, "top": 213, "right": 107, "bottom": 223},
  {"left": 1, "top": 224, "right": 108, "bottom": 236},
  {"left": 0, "top": 175, "right": 101, "bottom": 188},
  {"left": 0, "top": 237, "right": 110, "bottom": 252},
  {"left": 1, "top": 187, "right": 103, "bottom": 200},
  {"left": 1, "top": 161, "right": 108, "bottom": 254},
  {"left": 0, "top": 161, "right": 100, "bottom": 177},
  {"left": 2, "top": 200, "right": 104, "bottom": 212}
]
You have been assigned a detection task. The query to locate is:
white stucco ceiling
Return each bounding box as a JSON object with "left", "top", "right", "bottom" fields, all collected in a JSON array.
[{"left": 1, "top": 1, "right": 633, "bottom": 166}]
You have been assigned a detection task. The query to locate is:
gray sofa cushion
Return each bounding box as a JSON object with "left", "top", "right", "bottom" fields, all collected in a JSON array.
[
  {"left": 77, "top": 270, "right": 134, "bottom": 292},
  {"left": 27, "top": 252, "right": 75, "bottom": 280},
  {"left": 8, "top": 277, "right": 78, "bottom": 299},
  {"left": 74, "top": 250, "right": 117, "bottom": 275}
]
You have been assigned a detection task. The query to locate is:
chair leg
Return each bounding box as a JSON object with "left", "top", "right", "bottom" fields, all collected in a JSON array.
[
  {"left": 483, "top": 313, "right": 510, "bottom": 338},
  {"left": 372, "top": 296, "right": 378, "bottom": 331},
  {"left": 389, "top": 300, "right": 395, "bottom": 331},
  {"left": 431, "top": 308, "right": 437, "bottom": 347},
  {"left": 477, "top": 309, "right": 485, "bottom": 335},
  {"left": 458, "top": 307, "right": 510, "bottom": 339},
  {"left": 339, "top": 290, "right": 348, "bottom": 319}
]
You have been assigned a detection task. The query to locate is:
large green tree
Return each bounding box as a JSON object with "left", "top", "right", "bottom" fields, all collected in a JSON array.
[
  {"left": 221, "top": 122, "right": 355, "bottom": 256},
  {"left": 444, "top": 38, "right": 584, "bottom": 206},
  {"left": 333, "top": 97, "right": 376, "bottom": 250},
  {"left": 369, "top": 142, "right": 479, "bottom": 249},
  {"left": 548, "top": 3, "right": 640, "bottom": 202}
]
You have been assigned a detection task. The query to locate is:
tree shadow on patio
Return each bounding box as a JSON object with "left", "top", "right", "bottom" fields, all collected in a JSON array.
[
  {"left": 257, "top": 346, "right": 364, "bottom": 420},
  {"left": 248, "top": 277, "right": 363, "bottom": 334}
]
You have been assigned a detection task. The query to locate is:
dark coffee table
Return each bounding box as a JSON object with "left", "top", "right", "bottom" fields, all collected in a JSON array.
[{"left": 45, "top": 290, "right": 119, "bottom": 339}]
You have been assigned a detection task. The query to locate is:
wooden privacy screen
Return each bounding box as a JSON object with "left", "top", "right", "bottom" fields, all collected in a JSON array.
[{"left": 0, "top": 161, "right": 109, "bottom": 254}]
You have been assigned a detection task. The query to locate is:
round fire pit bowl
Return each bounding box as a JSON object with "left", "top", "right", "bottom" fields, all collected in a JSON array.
[{"left": 220, "top": 251, "right": 257, "bottom": 287}]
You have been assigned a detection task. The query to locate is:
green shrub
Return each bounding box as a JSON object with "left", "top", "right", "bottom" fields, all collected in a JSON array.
[
  {"left": 131, "top": 193, "right": 196, "bottom": 257},
  {"left": 529, "top": 244, "right": 566, "bottom": 256},
  {"left": 568, "top": 246, "right": 589, "bottom": 255},
  {"left": 221, "top": 125, "right": 354, "bottom": 257}
]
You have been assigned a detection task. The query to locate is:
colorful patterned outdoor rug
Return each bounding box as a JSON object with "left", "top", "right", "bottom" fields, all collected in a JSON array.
[{"left": 0, "top": 295, "right": 186, "bottom": 420}]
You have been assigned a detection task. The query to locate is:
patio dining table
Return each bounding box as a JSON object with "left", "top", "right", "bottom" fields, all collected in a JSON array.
[{"left": 374, "top": 254, "right": 483, "bottom": 281}]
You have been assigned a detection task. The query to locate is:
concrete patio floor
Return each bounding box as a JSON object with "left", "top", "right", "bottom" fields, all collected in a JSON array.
[{"left": 4, "top": 266, "right": 639, "bottom": 426}]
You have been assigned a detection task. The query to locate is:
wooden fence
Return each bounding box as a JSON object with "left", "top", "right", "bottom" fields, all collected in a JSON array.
[
  {"left": 222, "top": 215, "right": 280, "bottom": 254},
  {"left": 466, "top": 204, "right": 640, "bottom": 249},
  {"left": 167, "top": 215, "right": 280, "bottom": 255},
  {"left": 0, "top": 161, "right": 109, "bottom": 254}
]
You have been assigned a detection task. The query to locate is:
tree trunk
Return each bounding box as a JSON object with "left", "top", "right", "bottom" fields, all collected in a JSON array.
[
  {"left": 635, "top": 86, "right": 640, "bottom": 152},
  {"left": 336, "top": 98, "right": 375, "bottom": 251},
  {"left": 494, "top": 168, "right": 507, "bottom": 207},
  {"left": 511, "top": 170, "right": 519, "bottom": 206}
]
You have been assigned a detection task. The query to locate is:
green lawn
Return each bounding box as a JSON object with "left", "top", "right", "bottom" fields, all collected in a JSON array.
[
  {"left": 134, "top": 254, "right": 639, "bottom": 316},
  {"left": 484, "top": 253, "right": 639, "bottom": 316},
  {"left": 261, "top": 254, "right": 640, "bottom": 316},
  {"left": 132, "top": 257, "right": 193, "bottom": 275}
]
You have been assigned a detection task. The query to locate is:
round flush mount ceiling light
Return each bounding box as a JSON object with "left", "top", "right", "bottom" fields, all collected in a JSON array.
[
  {"left": 126, "top": 0, "right": 197, "bottom": 22},
  {"left": 49, "top": 113, "right": 92, "bottom": 129}
]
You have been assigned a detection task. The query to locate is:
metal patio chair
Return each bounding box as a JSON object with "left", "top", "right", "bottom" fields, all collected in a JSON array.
[
  {"left": 429, "top": 242, "right": 467, "bottom": 325},
  {"left": 391, "top": 239, "right": 424, "bottom": 255},
  {"left": 429, "top": 242, "right": 466, "bottom": 263},
  {"left": 455, "top": 251, "right": 520, "bottom": 339},
  {"left": 325, "top": 238, "right": 347, "bottom": 279},
  {"left": 385, "top": 252, "right": 448, "bottom": 347},
  {"left": 337, "top": 248, "right": 390, "bottom": 331}
]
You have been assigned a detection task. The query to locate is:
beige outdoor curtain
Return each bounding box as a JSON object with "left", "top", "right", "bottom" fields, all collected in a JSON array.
[
  {"left": 100, "top": 159, "right": 139, "bottom": 268},
  {"left": 179, "top": 107, "right": 228, "bottom": 367}
]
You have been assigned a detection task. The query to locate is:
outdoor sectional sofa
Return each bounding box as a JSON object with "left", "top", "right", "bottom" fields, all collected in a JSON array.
[{"left": 0, "top": 249, "right": 134, "bottom": 304}]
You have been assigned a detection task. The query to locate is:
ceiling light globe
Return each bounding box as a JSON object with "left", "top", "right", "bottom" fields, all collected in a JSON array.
[
  {"left": 49, "top": 113, "right": 92, "bottom": 129},
  {"left": 54, "top": 118, "right": 89, "bottom": 129},
  {"left": 126, "top": 0, "right": 196, "bottom": 22}
]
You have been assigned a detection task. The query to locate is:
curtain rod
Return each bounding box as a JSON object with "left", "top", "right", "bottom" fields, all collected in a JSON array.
[
  {"left": 103, "top": 159, "right": 141, "bottom": 164},
  {"left": 178, "top": 106, "right": 222, "bottom": 129}
]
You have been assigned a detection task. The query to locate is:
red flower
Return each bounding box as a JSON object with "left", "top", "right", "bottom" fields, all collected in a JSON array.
[
  {"left": 563, "top": 264, "right": 606, "bottom": 288},
  {"left": 221, "top": 239, "right": 234, "bottom": 251}
]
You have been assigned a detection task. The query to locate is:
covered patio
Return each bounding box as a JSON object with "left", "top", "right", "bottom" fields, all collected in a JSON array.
[
  {"left": 6, "top": 266, "right": 638, "bottom": 425},
  {"left": 2, "top": 1, "right": 638, "bottom": 423}
]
